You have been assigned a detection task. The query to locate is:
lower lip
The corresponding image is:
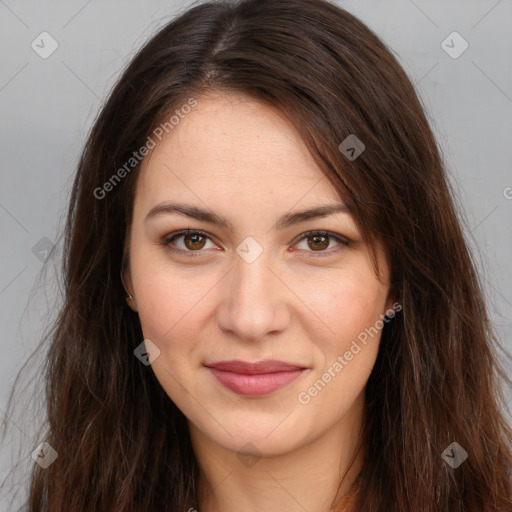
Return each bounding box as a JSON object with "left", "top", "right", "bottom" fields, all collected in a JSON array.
[{"left": 208, "top": 368, "right": 305, "bottom": 396}]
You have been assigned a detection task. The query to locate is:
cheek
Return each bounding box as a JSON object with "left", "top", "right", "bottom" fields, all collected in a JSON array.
[
  {"left": 131, "top": 247, "right": 215, "bottom": 343},
  {"left": 133, "top": 269, "right": 207, "bottom": 405},
  {"left": 137, "top": 289, "right": 209, "bottom": 364},
  {"left": 293, "top": 269, "right": 387, "bottom": 416},
  {"left": 302, "top": 267, "right": 388, "bottom": 351}
]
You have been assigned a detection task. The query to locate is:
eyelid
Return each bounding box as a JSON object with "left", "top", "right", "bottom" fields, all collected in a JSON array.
[
  {"left": 290, "top": 230, "right": 350, "bottom": 256},
  {"left": 161, "top": 229, "right": 350, "bottom": 257},
  {"left": 161, "top": 229, "right": 218, "bottom": 257}
]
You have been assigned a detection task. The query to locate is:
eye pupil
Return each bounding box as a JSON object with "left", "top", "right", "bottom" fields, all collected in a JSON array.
[
  {"left": 308, "top": 234, "right": 329, "bottom": 251},
  {"left": 184, "top": 233, "right": 206, "bottom": 250}
]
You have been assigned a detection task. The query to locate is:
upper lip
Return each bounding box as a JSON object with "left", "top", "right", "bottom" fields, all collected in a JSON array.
[{"left": 205, "top": 359, "right": 306, "bottom": 374}]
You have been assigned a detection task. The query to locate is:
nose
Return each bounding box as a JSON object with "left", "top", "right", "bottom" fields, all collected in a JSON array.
[{"left": 216, "top": 249, "right": 291, "bottom": 343}]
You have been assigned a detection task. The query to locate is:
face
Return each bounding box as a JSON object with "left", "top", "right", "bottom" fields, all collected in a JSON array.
[{"left": 124, "top": 91, "right": 394, "bottom": 458}]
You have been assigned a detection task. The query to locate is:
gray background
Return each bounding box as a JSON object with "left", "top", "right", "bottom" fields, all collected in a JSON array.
[{"left": 1, "top": 0, "right": 511, "bottom": 509}]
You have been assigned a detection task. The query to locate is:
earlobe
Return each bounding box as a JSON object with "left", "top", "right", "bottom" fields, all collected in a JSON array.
[
  {"left": 384, "top": 288, "right": 399, "bottom": 318},
  {"left": 125, "top": 294, "right": 138, "bottom": 312},
  {"left": 120, "top": 264, "right": 138, "bottom": 312}
]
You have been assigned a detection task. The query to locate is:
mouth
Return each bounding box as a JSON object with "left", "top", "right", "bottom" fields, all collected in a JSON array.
[{"left": 204, "top": 359, "right": 308, "bottom": 397}]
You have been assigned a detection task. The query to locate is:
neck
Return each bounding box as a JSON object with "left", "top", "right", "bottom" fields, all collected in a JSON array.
[{"left": 190, "top": 393, "right": 366, "bottom": 512}]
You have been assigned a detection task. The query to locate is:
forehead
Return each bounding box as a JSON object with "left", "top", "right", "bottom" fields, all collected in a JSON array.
[{"left": 135, "top": 91, "right": 342, "bottom": 206}]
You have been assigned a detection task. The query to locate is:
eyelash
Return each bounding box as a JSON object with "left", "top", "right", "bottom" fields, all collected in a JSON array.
[{"left": 160, "top": 229, "right": 350, "bottom": 258}]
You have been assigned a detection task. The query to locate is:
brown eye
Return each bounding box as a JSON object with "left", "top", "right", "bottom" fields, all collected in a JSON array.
[
  {"left": 183, "top": 233, "right": 206, "bottom": 250},
  {"left": 307, "top": 234, "right": 329, "bottom": 251},
  {"left": 162, "top": 230, "right": 216, "bottom": 256},
  {"left": 294, "top": 230, "right": 350, "bottom": 257}
]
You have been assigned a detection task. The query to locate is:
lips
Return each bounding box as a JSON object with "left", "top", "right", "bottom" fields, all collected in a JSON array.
[{"left": 205, "top": 359, "right": 307, "bottom": 396}]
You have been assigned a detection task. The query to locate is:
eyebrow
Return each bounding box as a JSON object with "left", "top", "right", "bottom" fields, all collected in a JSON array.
[{"left": 145, "top": 201, "right": 351, "bottom": 230}]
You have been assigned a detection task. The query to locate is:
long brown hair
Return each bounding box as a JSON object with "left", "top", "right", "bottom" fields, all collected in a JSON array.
[{"left": 2, "top": 0, "right": 511, "bottom": 510}]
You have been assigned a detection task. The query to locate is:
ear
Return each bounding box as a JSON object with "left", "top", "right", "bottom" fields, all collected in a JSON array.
[
  {"left": 383, "top": 286, "right": 401, "bottom": 318},
  {"left": 121, "top": 254, "right": 138, "bottom": 313},
  {"left": 381, "top": 248, "right": 399, "bottom": 316},
  {"left": 384, "top": 290, "right": 394, "bottom": 313}
]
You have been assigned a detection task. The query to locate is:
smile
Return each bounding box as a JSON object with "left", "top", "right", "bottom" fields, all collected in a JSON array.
[{"left": 205, "top": 359, "right": 308, "bottom": 397}]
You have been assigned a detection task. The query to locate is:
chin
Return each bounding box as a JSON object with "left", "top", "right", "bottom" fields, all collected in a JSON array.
[{"left": 191, "top": 410, "right": 312, "bottom": 458}]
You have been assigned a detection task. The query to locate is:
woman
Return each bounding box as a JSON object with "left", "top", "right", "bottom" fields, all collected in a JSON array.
[{"left": 3, "top": 0, "right": 512, "bottom": 510}]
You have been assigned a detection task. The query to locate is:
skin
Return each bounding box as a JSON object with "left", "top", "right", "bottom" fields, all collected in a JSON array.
[{"left": 123, "top": 91, "right": 394, "bottom": 512}]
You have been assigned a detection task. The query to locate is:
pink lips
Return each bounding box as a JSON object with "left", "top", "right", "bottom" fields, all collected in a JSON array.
[{"left": 206, "top": 359, "right": 307, "bottom": 396}]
